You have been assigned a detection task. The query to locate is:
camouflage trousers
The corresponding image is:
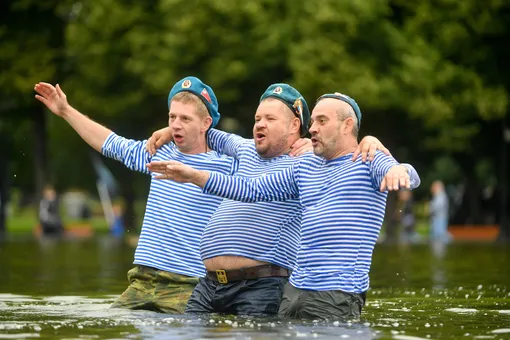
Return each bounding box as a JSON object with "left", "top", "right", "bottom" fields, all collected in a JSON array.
[{"left": 110, "top": 265, "right": 199, "bottom": 314}]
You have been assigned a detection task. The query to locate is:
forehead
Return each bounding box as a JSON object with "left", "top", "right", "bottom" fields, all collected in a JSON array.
[
  {"left": 255, "top": 98, "right": 288, "bottom": 116},
  {"left": 311, "top": 98, "right": 339, "bottom": 119},
  {"left": 169, "top": 100, "right": 198, "bottom": 116}
]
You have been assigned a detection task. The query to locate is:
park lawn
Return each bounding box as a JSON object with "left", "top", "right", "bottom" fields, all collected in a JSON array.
[{"left": 7, "top": 211, "right": 110, "bottom": 234}]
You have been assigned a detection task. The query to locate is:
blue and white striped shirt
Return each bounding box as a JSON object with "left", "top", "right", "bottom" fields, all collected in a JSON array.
[
  {"left": 102, "top": 132, "right": 237, "bottom": 278},
  {"left": 201, "top": 129, "right": 302, "bottom": 270},
  {"left": 203, "top": 151, "right": 420, "bottom": 292}
]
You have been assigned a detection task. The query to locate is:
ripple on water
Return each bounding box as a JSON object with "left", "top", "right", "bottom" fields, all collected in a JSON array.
[
  {"left": 0, "top": 294, "right": 39, "bottom": 302},
  {"left": 0, "top": 333, "right": 40, "bottom": 339},
  {"left": 444, "top": 308, "right": 478, "bottom": 314},
  {"left": 491, "top": 328, "right": 510, "bottom": 334}
]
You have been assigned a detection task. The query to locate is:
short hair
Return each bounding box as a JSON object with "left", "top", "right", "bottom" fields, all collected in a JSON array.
[
  {"left": 261, "top": 97, "right": 295, "bottom": 118},
  {"left": 171, "top": 92, "right": 209, "bottom": 119},
  {"left": 337, "top": 105, "right": 359, "bottom": 138}
]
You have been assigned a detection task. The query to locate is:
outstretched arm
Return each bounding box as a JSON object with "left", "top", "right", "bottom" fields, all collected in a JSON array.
[
  {"left": 369, "top": 151, "right": 421, "bottom": 192},
  {"left": 35, "top": 82, "right": 153, "bottom": 174},
  {"left": 34, "top": 82, "right": 110, "bottom": 152},
  {"left": 147, "top": 160, "right": 300, "bottom": 202}
]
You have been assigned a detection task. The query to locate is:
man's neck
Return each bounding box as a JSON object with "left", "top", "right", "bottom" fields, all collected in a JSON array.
[
  {"left": 178, "top": 136, "right": 209, "bottom": 155},
  {"left": 326, "top": 141, "right": 358, "bottom": 161}
]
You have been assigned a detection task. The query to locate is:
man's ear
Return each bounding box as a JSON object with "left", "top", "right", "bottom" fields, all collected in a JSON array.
[
  {"left": 290, "top": 117, "right": 301, "bottom": 134},
  {"left": 343, "top": 117, "right": 355, "bottom": 135},
  {"left": 202, "top": 116, "right": 213, "bottom": 132}
]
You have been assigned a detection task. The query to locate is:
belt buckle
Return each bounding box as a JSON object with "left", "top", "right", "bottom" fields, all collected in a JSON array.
[{"left": 215, "top": 270, "right": 228, "bottom": 284}]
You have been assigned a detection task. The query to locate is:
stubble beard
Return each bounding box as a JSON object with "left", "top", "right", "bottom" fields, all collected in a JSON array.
[{"left": 256, "top": 132, "right": 290, "bottom": 158}]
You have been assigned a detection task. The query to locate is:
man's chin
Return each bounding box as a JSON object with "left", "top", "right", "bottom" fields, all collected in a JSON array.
[
  {"left": 255, "top": 145, "right": 269, "bottom": 157},
  {"left": 312, "top": 147, "right": 323, "bottom": 157}
]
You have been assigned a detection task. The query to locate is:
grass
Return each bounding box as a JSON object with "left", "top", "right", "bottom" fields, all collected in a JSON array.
[{"left": 6, "top": 207, "right": 110, "bottom": 234}]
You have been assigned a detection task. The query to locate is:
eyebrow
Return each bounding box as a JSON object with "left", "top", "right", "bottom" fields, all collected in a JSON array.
[
  {"left": 311, "top": 114, "right": 328, "bottom": 120},
  {"left": 255, "top": 113, "right": 278, "bottom": 119}
]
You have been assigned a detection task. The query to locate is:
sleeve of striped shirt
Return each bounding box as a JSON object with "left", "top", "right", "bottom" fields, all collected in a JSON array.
[
  {"left": 101, "top": 132, "right": 152, "bottom": 175},
  {"left": 370, "top": 151, "right": 421, "bottom": 190},
  {"left": 207, "top": 129, "right": 251, "bottom": 159},
  {"left": 203, "top": 165, "right": 300, "bottom": 203}
]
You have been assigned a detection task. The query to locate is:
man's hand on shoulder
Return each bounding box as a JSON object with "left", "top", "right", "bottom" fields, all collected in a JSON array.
[
  {"left": 146, "top": 127, "right": 173, "bottom": 155},
  {"left": 289, "top": 138, "right": 312, "bottom": 157},
  {"left": 352, "top": 136, "right": 391, "bottom": 162}
]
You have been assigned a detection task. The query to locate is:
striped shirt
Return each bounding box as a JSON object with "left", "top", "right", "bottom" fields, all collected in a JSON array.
[
  {"left": 102, "top": 132, "right": 237, "bottom": 278},
  {"left": 201, "top": 129, "right": 302, "bottom": 270},
  {"left": 203, "top": 151, "right": 421, "bottom": 292}
]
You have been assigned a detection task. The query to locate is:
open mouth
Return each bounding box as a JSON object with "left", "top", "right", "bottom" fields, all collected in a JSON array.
[
  {"left": 173, "top": 134, "right": 184, "bottom": 143},
  {"left": 255, "top": 132, "right": 266, "bottom": 141},
  {"left": 311, "top": 137, "right": 319, "bottom": 146}
]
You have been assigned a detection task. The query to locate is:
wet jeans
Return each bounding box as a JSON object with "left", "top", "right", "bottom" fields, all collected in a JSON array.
[
  {"left": 185, "top": 277, "right": 287, "bottom": 316},
  {"left": 278, "top": 283, "right": 366, "bottom": 320}
]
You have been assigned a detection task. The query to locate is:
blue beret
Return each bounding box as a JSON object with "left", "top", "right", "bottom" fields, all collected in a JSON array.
[
  {"left": 167, "top": 76, "right": 220, "bottom": 128},
  {"left": 317, "top": 92, "right": 362, "bottom": 129},
  {"left": 259, "top": 83, "right": 310, "bottom": 137}
]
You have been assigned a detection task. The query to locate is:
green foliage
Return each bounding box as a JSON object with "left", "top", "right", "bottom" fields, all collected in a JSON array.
[{"left": 1, "top": 0, "right": 509, "bottom": 199}]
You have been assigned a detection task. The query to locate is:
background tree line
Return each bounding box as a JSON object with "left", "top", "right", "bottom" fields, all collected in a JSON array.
[{"left": 1, "top": 0, "right": 509, "bottom": 238}]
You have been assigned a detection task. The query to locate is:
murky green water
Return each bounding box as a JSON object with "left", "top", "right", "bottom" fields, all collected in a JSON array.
[{"left": 0, "top": 236, "right": 509, "bottom": 339}]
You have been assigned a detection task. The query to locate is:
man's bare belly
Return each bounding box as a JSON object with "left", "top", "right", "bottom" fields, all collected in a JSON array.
[{"left": 204, "top": 256, "right": 269, "bottom": 271}]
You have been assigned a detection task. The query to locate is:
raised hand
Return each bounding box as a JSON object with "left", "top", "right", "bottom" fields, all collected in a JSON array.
[{"left": 34, "top": 83, "right": 70, "bottom": 116}]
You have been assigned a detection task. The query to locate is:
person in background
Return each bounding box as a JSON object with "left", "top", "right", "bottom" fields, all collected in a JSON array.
[
  {"left": 429, "top": 180, "right": 451, "bottom": 242},
  {"left": 398, "top": 190, "right": 417, "bottom": 243},
  {"left": 110, "top": 203, "right": 125, "bottom": 238},
  {"left": 39, "top": 185, "right": 64, "bottom": 237}
]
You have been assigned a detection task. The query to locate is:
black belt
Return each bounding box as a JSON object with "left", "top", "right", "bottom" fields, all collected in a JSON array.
[{"left": 206, "top": 264, "right": 290, "bottom": 284}]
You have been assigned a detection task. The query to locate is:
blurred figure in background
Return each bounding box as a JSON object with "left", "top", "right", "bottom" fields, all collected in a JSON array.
[
  {"left": 429, "top": 180, "right": 450, "bottom": 242},
  {"left": 398, "top": 190, "right": 418, "bottom": 243},
  {"left": 39, "top": 185, "right": 64, "bottom": 237},
  {"left": 110, "top": 203, "right": 125, "bottom": 238}
]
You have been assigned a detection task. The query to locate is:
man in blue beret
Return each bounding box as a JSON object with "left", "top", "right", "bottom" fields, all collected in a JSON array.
[
  {"left": 34, "top": 76, "right": 238, "bottom": 313},
  {"left": 152, "top": 91, "right": 421, "bottom": 320},
  {"left": 147, "top": 84, "right": 389, "bottom": 315}
]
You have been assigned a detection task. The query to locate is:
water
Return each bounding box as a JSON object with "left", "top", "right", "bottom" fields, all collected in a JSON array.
[{"left": 0, "top": 236, "right": 509, "bottom": 339}]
